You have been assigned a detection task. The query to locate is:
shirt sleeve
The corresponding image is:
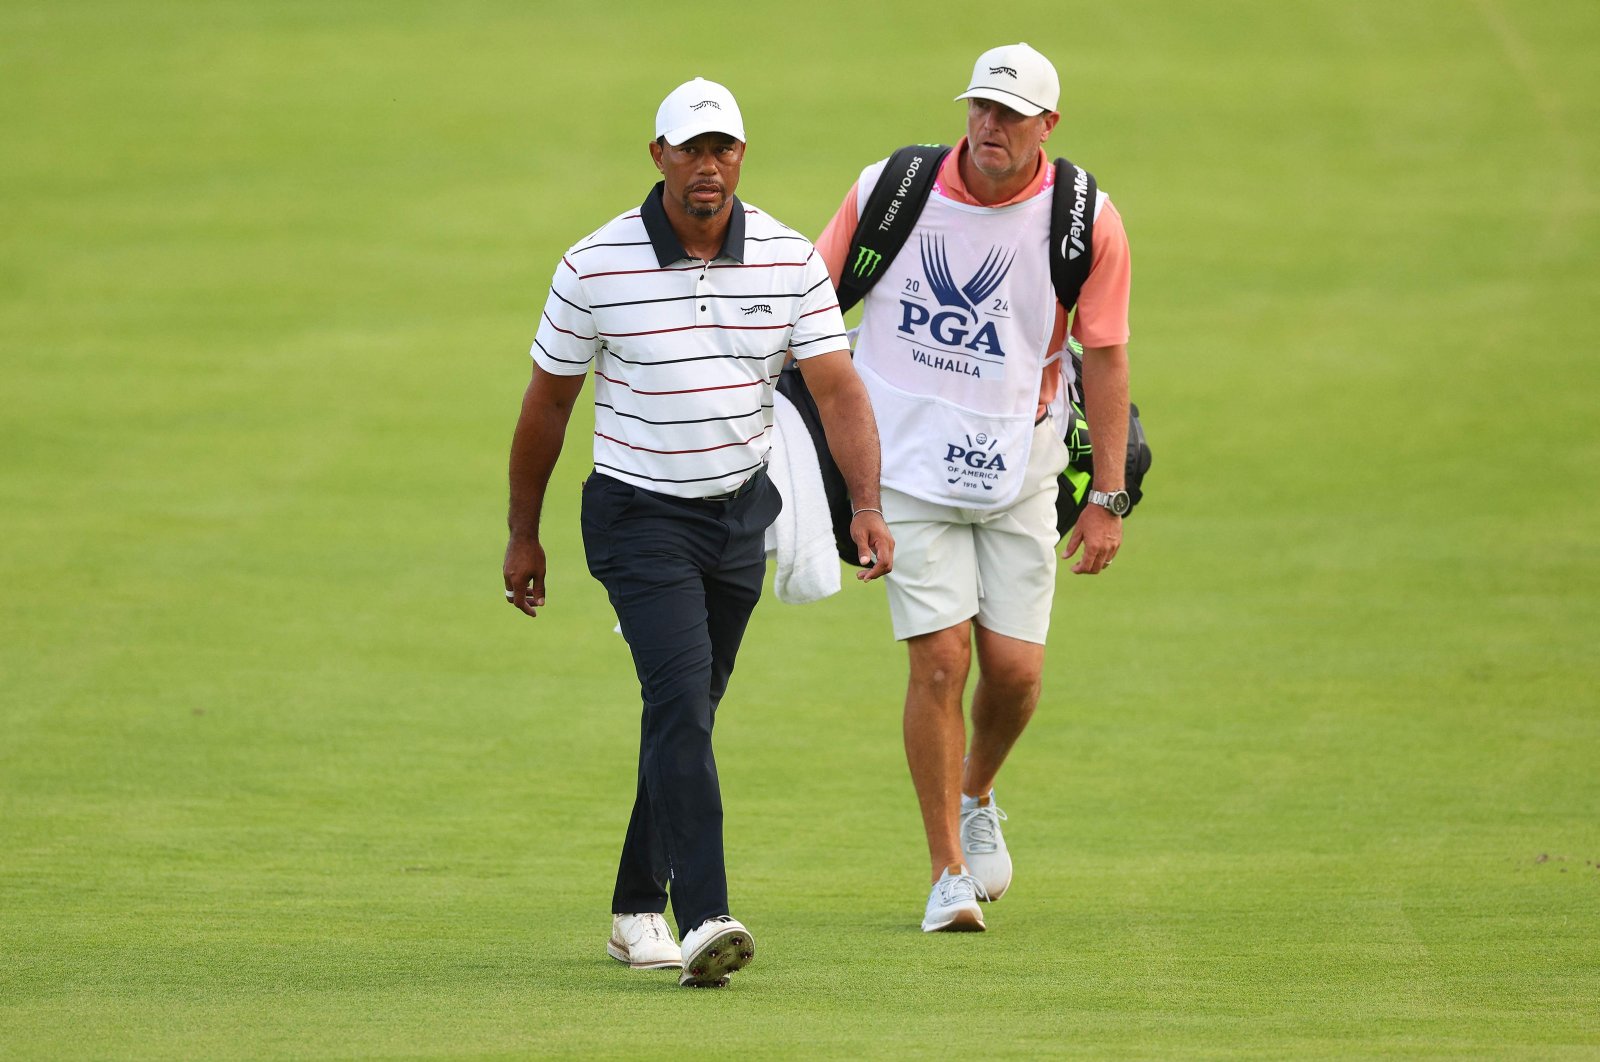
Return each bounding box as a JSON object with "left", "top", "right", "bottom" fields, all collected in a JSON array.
[
  {"left": 787, "top": 246, "right": 849, "bottom": 360},
  {"left": 530, "top": 254, "right": 598, "bottom": 376},
  {"left": 1069, "top": 196, "right": 1132, "bottom": 349}
]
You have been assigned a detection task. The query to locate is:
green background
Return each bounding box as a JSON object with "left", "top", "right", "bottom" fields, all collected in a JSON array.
[{"left": 3, "top": 1, "right": 1597, "bottom": 1057}]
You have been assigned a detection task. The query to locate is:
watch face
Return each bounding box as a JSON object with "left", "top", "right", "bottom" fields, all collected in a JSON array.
[{"left": 1111, "top": 491, "right": 1131, "bottom": 516}]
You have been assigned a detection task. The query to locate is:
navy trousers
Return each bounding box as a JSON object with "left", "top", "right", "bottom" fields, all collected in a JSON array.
[{"left": 580, "top": 470, "right": 780, "bottom": 938}]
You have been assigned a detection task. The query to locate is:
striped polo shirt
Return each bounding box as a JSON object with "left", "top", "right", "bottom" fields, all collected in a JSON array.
[{"left": 533, "top": 183, "right": 848, "bottom": 499}]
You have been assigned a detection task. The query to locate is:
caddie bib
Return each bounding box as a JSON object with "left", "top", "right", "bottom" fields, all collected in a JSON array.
[{"left": 853, "top": 185, "right": 1056, "bottom": 509}]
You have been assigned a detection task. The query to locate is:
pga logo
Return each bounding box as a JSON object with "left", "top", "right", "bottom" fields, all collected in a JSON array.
[
  {"left": 944, "top": 432, "right": 1008, "bottom": 490},
  {"left": 899, "top": 303, "right": 1004, "bottom": 356}
]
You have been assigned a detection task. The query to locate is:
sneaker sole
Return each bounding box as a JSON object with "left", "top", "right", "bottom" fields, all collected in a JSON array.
[
  {"left": 922, "top": 906, "right": 986, "bottom": 933},
  {"left": 607, "top": 940, "right": 682, "bottom": 970},
  {"left": 678, "top": 926, "right": 755, "bottom": 988}
]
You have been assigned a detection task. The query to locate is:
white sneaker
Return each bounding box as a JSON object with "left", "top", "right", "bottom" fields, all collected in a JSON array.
[
  {"left": 960, "top": 792, "right": 1012, "bottom": 900},
  {"left": 678, "top": 915, "right": 755, "bottom": 988},
  {"left": 607, "top": 913, "right": 682, "bottom": 970},
  {"left": 921, "top": 866, "right": 987, "bottom": 932}
]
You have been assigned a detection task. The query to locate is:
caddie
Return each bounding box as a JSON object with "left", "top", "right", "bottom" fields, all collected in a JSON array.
[{"left": 814, "top": 42, "right": 1133, "bottom": 932}]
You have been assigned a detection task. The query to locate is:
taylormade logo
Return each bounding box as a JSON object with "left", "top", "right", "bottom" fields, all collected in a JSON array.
[
  {"left": 1060, "top": 166, "right": 1090, "bottom": 261},
  {"left": 689, "top": 100, "right": 720, "bottom": 111},
  {"left": 876, "top": 154, "right": 925, "bottom": 232}
]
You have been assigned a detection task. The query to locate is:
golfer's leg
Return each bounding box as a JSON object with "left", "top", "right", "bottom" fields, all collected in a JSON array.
[
  {"left": 583, "top": 483, "right": 727, "bottom": 939},
  {"left": 611, "top": 739, "right": 668, "bottom": 916},
  {"left": 964, "top": 626, "right": 1045, "bottom": 798},
  {"left": 704, "top": 475, "right": 775, "bottom": 716},
  {"left": 704, "top": 556, "right": 764, "bottom": 717},
  {"left": 618, "top": 571, "right": 724, "bottom": 939},
  {"left": 596, "top": 554, "right": 720, "bottom": 932},
  {"left": 582, "top": 475, "right": 673, "bottom": 918},
  {"left": 643, "top": 546, "right": 762, "bottom": 935},
  {"left": 904, "top": 622, "right": 973, "bottom": 882}
]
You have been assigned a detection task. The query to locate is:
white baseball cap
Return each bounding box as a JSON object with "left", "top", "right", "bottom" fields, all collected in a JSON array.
[
  {"left": 654, "top": 77, "right": 746, "bottom": 145},
  {"left": 955, "top": 43, "right": 1060, "bottom": 117}
]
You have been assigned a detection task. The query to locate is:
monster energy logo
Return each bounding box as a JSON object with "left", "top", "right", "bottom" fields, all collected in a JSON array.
[{"left": 852, "top": 246, "right": 883, "bottom": 277}]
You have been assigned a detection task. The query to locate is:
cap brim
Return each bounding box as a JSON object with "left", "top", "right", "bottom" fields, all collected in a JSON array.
[
  {"left": 955, "top": 87, "right": 1050, "bottom": 117},
  {"left": 659, "top": 120, "right": 747, "bottom": 146}
]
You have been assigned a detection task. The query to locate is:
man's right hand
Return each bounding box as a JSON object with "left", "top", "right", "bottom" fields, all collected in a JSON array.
[
  {"left": 503, "top": 535, "right": 547, "bottom": 617},
  {"left": 850, "top": 510, "right": 895, "bottom": 581}
]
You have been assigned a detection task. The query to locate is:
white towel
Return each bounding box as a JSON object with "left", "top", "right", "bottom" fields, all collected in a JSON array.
[{"left": 764, "top": 392, "right": 842, "bottom": 604}]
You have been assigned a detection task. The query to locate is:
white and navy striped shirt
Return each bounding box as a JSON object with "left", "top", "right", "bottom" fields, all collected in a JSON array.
[{"left": 532, "top": 184, "right": 848, "bottom": 499}]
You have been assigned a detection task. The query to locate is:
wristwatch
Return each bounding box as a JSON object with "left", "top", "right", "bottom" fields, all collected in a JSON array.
[{"left": 1087, "top": 488, "right": 1131, "bottom": 516}]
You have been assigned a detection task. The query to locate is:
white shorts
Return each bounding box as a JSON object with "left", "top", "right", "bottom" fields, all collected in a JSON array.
[{"left": 881, "top": 416, "right": 1070, "bottom": 644}]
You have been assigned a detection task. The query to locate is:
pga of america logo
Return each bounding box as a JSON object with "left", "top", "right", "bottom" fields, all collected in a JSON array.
[{"left": 944, "top": 432, "right": 1008, "bottom": 491}]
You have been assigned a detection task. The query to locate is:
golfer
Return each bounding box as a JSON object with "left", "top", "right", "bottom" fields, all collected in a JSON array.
[{"left": 504, "top": 77, "right": 892, "bottom": 987}]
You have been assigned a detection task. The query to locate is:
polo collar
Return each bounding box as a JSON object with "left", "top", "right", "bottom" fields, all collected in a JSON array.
[{"left": 641, "top": 182, "right": 746, "bottom": 266}]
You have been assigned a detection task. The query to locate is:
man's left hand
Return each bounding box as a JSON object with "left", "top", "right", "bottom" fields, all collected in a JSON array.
[{"left": 1063, "top": 504, "right": 1122, "bottom": 574}]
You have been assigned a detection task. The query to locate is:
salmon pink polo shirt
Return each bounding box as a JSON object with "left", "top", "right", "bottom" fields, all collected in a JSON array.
[{"left": 815, "top": 138, "right": 1131, "bottom": 406}]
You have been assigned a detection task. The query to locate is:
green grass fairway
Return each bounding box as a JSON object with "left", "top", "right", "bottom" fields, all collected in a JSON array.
[{"left": 4, "top": 1, "right": 1598, "bottom": 1057}]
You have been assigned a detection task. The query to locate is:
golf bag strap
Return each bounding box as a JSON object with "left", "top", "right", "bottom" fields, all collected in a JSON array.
[
  {"left": 836, "top": 144, "right": 951, "bottom": 313},
  {"left": 839, "top": 149, "right": 1097, "bottom": 316},
  {"left": 1047, "top": 157, "right": 1096, "bottom": 314}
]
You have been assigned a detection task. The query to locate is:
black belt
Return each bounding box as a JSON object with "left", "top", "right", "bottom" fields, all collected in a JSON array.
[{"left": 702, "top": 467, "right": 766, "bottom": 502}]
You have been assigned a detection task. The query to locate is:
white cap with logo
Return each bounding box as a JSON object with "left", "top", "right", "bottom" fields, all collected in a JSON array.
[
  {"left": 955, "top": 42, "right": 1060, "bottom": 117},
  {"left": 654, "top": 77, "right": 746, "bottom": 145}
]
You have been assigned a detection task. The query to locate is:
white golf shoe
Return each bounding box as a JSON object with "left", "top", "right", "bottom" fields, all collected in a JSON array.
[
  {"left": 960, "top": 792, "right": 1012, "bottom": 900},
  {"left": 607, "top": 912, "right": 682, "bottom": 970},
  {"left": 678, "top": 916, "right": 755, "bottom": 988},
  {"left": 921, "top": 865, "right": 988, "bottom": 932}
]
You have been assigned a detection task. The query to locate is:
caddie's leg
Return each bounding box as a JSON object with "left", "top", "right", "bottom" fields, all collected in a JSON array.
[
  {"left": 963, "top": 626, "right": 1045, "bottom": 798},
  {"left": 903, "top": 622, "right": 973, "bottom": 882},
  {"left": 964, "top": 414, "right": 1064, "bottom": 797}
]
